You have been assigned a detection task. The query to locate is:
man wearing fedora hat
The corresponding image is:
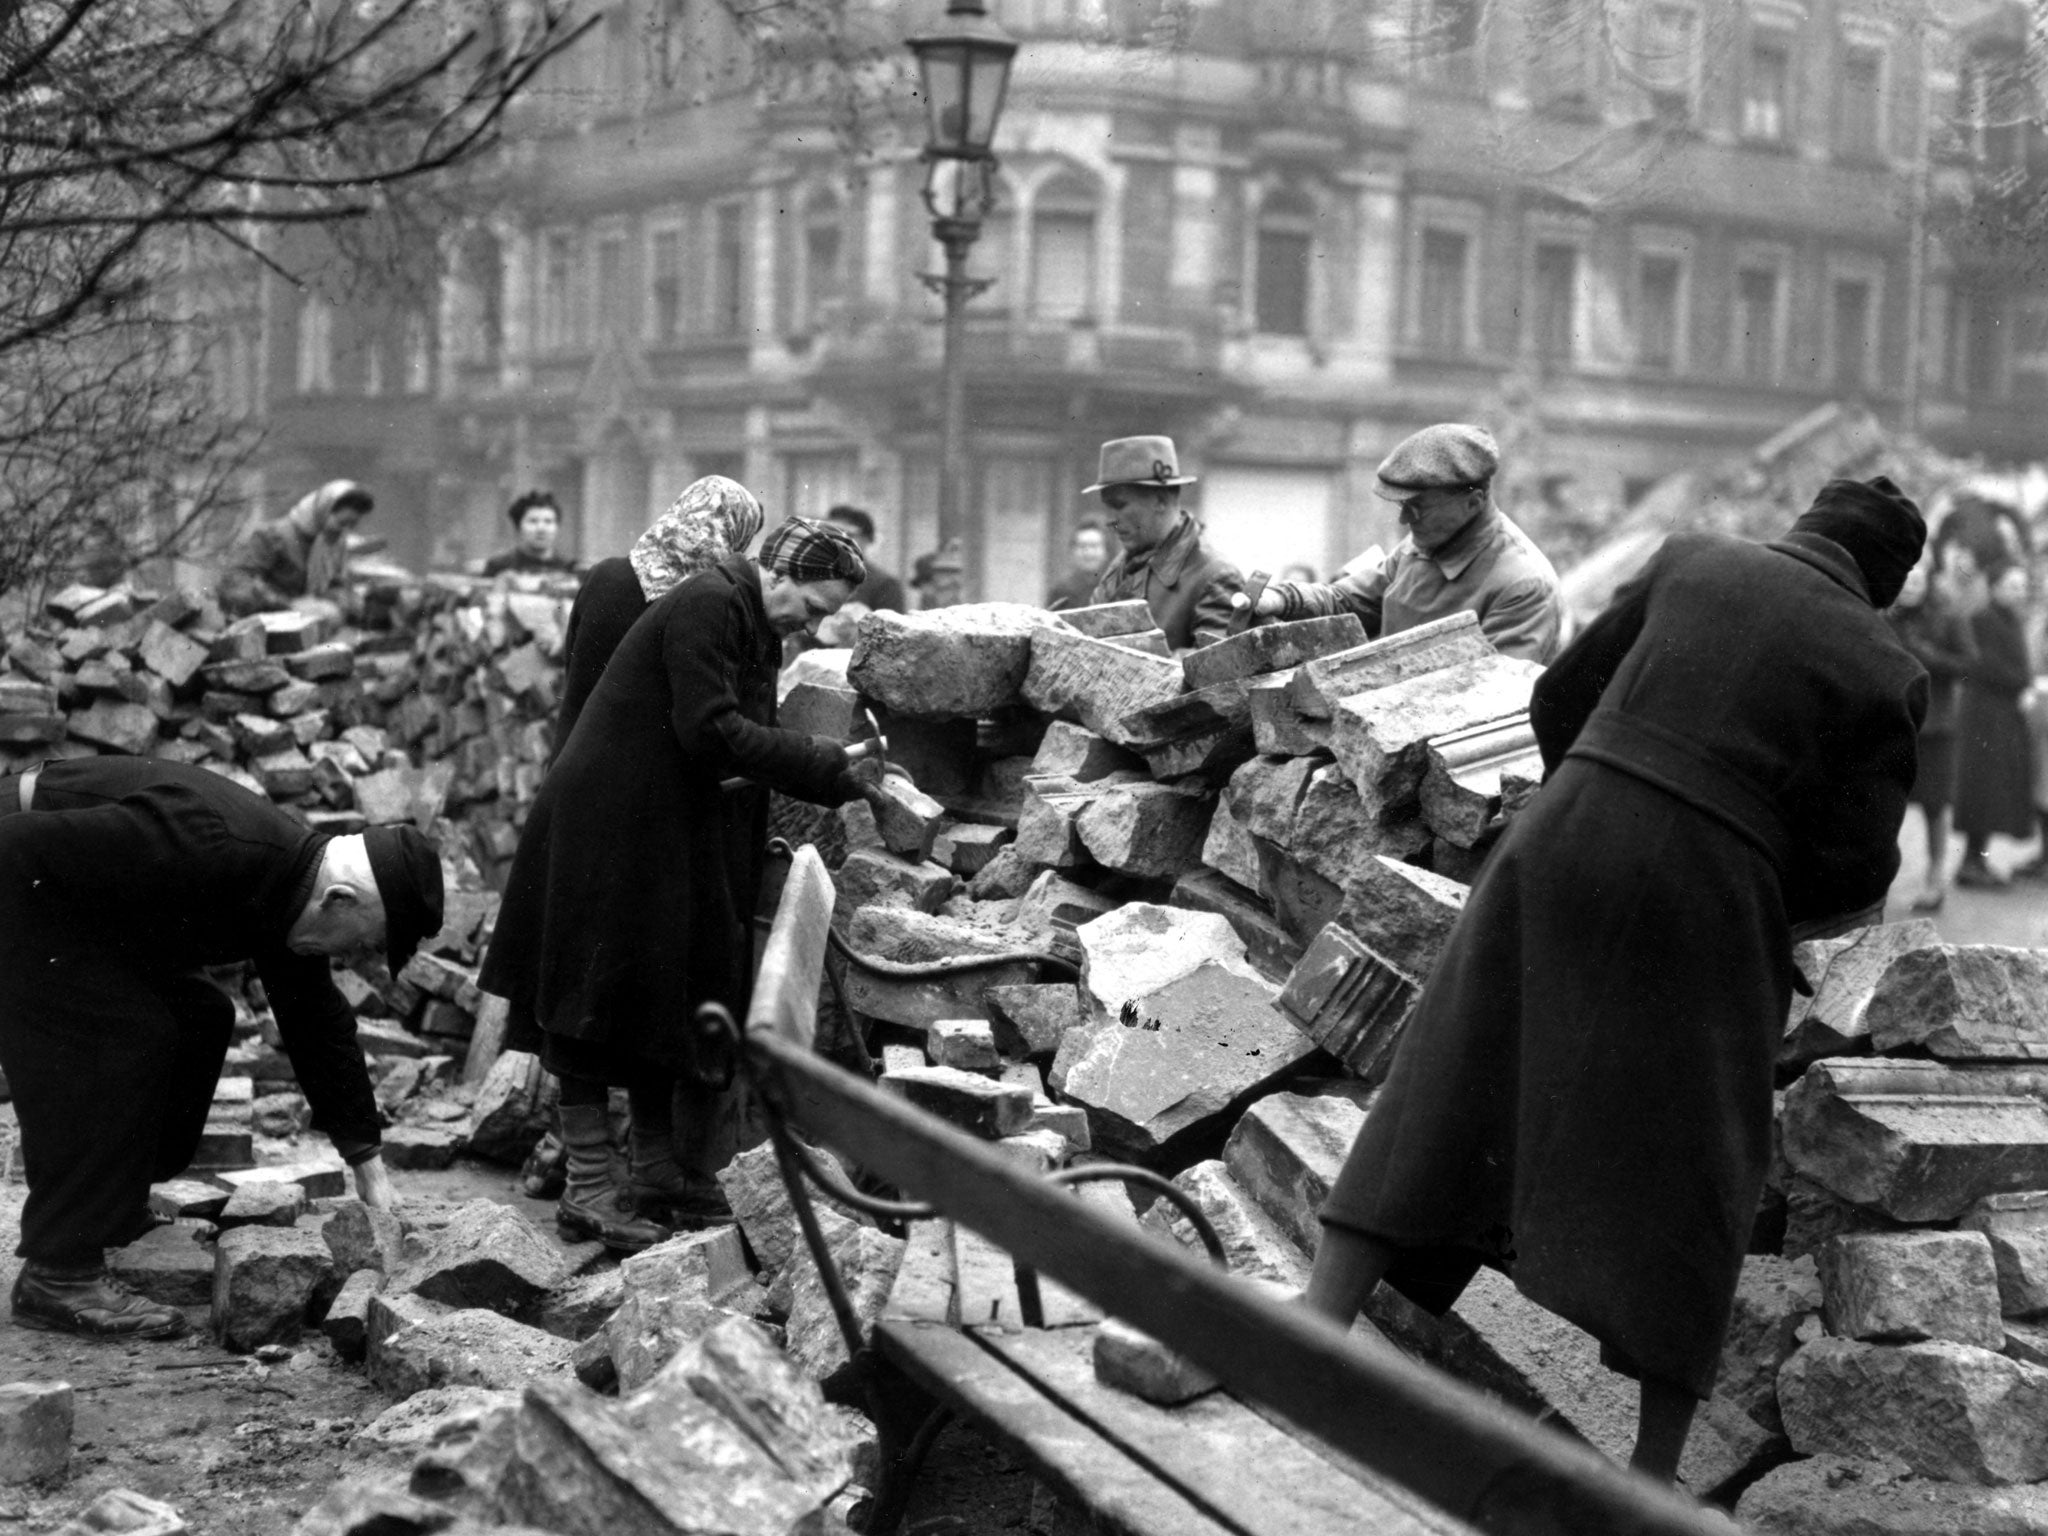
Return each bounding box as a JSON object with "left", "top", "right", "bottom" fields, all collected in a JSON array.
[
  {"left": 0, "top": 757, "right": 444, "bottom": 1339},
  {"left": 1235, "top": 423, "right": 1562, "bottom": 662},
  {"left": 1084, "top": 436, "right": 1244, "bottom": 650}
]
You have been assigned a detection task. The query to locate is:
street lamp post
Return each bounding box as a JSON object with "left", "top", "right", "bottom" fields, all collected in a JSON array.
[{"left": 908, "top": 0, "right": 1017, "bottom": 563}]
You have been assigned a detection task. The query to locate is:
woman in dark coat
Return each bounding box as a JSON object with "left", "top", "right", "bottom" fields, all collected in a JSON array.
[
  {"left": 1953, "top": 561, "right": 2036, "bottom": 887},
  {"left": 482, "top": 517, "right": 878, "bottom": 1250},
  {"left": 1886, "top": 559, "right": 1977, "bottom": 910},
  {"left": 1305, "top": 478, "right": 1928, "bottom": 1482}
]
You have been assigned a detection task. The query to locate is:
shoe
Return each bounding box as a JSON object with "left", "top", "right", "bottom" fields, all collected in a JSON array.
[
  {"left": 628, "top": 1171, "right": 734, "bottom": 1229},
  {"left": 1908, "top": 889, "right": 1946, "bottom": 913},
  {"left": 12, "top": 1265, "right": 187, "bottom": 1340},
  {"left": 1954, "top": 860, "right": 2007, "bottom": 889},
  {"left": 557, "top": 1101, "right": 670, "bottom": 1254}
]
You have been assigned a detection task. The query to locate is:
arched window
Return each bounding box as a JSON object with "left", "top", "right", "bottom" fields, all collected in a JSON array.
[
  {"left": 1254, "top": 188, "right": 1315, "bottom": 336},
  {"left": 799, "top": 187, "right": 845, "bottom": 330},
  {"left": 1030, "top": 170, "right": 1097, "bottom": 322},
  {"left": 296, "top": 295, "right": 333, "bottom": 393}
]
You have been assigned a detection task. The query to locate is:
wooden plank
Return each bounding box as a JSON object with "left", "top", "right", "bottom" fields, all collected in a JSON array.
[
  {"left": 979, "top": 1326, "right": 1475, "bottom": 1536},
  {"left": 747, "top": 844, "right": 835, "bottom": 1051},
  {"left": 874, "top": 1320, "right": 1237, "bottom": 1536},
  {"left": 750, "top": 1031, "right": 1728, "bottom": 1536}
]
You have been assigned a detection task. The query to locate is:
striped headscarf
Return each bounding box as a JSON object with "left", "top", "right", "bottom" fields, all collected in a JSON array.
[
  {"left": 760, "top": 517, "right": 868, "bottom": 587},
  {"left": 630, "top": 476, "right": 766, "bottom": 601}
]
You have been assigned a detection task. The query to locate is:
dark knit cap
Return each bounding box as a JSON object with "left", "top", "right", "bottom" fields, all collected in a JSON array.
[
  {"left": 1788, "top": 476, "right": 1926, "bottom": 608},
  {"left": 364, "top": 824, "right": 444, "bottom": 976}
]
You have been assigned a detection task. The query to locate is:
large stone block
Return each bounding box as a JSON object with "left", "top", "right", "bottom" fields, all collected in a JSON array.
[
  {"left": 1198, "top": 788, "right": 1264, "bottom": 893},
  {"left": 1169, "top": 867, "right": 1303, "bottom": 985},
  {"left": 0, "top": 1382, "right": 72, "bottom": 1484},
  {"left": 1074, "top": 782, "right": 1213, "bottom": 879},
  {"left": 67, "top": 698, "right": 158, "bottom": 754},
  {"left": 1328, "top": 655, "right": 1545, "bottom": 805},
  {"left": 1288, "top": 763, "right": 1425, "bottom": 891},
  {"left": 1821, "top": 1230, "right": 2005, "bottom": 1348},
  {"left": 1093, "top": 1316, "right": 1219, "bottom": 1405},
  {"left": 1055, "top": 963, "right": 1311, "bottom": 1164},
  {"left": 464, "top": 1049, "right": 550, "bottom": 1166},
  {"left": 212, "top": 1224, "right": 334, "bottom": 1351},
  {"left": 607, "top": 1226, "right": 758, "bottom": 1393},
  {"left": 832, "top": 846, "right": 954, "bottom": 927},
  {"left": 1868, "top": 945, "right": 2048, "bottom": 1061},
  {"left": 1075, "top": 902, "right": 1261, "bottom": 1020},
  {"left": 1276, "top": 923, "right": 1420, "bottom": 1082},
  {"left": 1028, "top": 721, "right": 1142, "bottom": 782},
  {"left": 1779, "top": 1337, "right": 2048, "bottom": 1484},
  {"left": 389, "top": 1198, "right": 565, "bottom": 1314},
  {"left": 1780, "top": 1058, "right": 2048, "bottom": 1222},
  {"left": 322, "top": 1198, "right": 406, "bottom": 1276},
  {"left": 365, "top": 1292, "right": 575, "bottom": 1396},
  {"left": 1183, "top": 615, "right": 1365, "bottom": 691},
  {"left": 778, "top": 680, "right": 868, "bottom": 742},
  {"left": 1715, "top": 1254, "right": 1823, "bottom": 1436},
  {"left": 107, "top": 1225, "right": 217, "bottom": 1307},
  {"left": 1336, "top": 855, "right": 1467, "bottom": 980},
  {"left": 784, "top": 1224, "right": 907, "bottom": 1385},
  {"left": 879, "top": 1065, "right": 1034, "bottom": 1138},
  {"left": 1014, "top": 780, "right": 1097, "bottom": 869},
  {"left": 1120, "top": 677, "right": 1255, "bottom": 749},
  {"left": 715, "top": 1139, "right": 848, "bottom": 1281},
  {"left": 932, "top": 821, "right": 1011, "bottom": 877},
  {"left": 321, "top": 1269, "right": 380, "bottom": 1362},
  {"left": 1221, "top": 1088, "right": 1371, "bottom": 1252},
  {"left": 1139, "top": 1160, "right": 1310, "bottom": 1286},
  {"left": 1054, "top": 599, "right": 1153, "bottom": 638},
  {"left": 985, "top": 984, "right": 1083, "bottom": 1059},
  {"left": 848, "top": 603, "right": 1056, "bottom": 718},
  {"left": 1417, "top": 714, "right": 1541, "bottom": 849},
  {"left": 867, "top": 769, "right": 947, "bottom": 862},
  {"left": 1221, "top": 754, "right": 1320, "bottom": 847},
  {"left": 1286, "top": 613, "right": 1495, "bottom": 719},
  {"left": 1782, "top": 919, "right": 1941, "bottom": 1071},
  {"left": 1737, "top": 1452, "right": 2048, "bottom": 1535},
  {"left": 1023, "top": 627, "right": 1186, "bottom": 748}
]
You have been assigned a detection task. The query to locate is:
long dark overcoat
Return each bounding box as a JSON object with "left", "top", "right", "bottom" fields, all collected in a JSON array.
[
  {"left": 1320, "top": 531, "right": 1926, "bottom": 1399},
  {"left": 550, "top": 556, "right": 644, "bottom": 758},
  {"left": 1954, "top": 602, "right": 2035, "bottom": 839},
  {"left": 481, "top": 557, "right": 849, "bottom": 1074}
]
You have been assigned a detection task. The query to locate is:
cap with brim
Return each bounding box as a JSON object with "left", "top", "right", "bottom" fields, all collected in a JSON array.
[
  {"left": 364, "top": 824, "right": 444, "bottom": 976},
  {"left": 1083, "top": 435, "right": 1197, "bottom": 496}
]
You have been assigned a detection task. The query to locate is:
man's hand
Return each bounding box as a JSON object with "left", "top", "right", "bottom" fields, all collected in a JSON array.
[
  {"left": 1227, "top": 588, "right": 1285, "bottom": 622},
  {"left": 353, "top": 1154, "right": 396, "bottom": 1210},
  {"left": 845, "top": 736, "right": 889, "bottom": 764}
]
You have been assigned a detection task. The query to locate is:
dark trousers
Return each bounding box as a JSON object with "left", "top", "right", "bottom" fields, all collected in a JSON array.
[{"left": 0, "top": 776, "right": 234, "bottom": 1265}]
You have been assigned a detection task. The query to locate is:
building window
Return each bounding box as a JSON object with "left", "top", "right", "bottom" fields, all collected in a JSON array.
[
  {"left": 1254, "top": 189, "right": 1315, "bottom": 337},
  {"left": 362, "top": 336, "right": 385, "bottom": 398},
  {"left": 1733, "top": 264, "right": 1781, "bottom": 381},
  {"left": 450, "top": 229, "right": 502, "bottom": 367},
  {"left": 1531, "top": 241, "right": 1578, "bottom": 365},
  {"left": 1640, "top": 1, "right": 1702, "bottom": 112},
  {"left": 709, "top": 201, "right": 746, "bottom": 337},
  {"left": 1835, "top": 43, "right": 1884, "bottom": 159},
  {"left": 595, "top": 232, "right": 627, "bottom": 341},
  {"left": 1637, "top": 253, "right": 1683, "bottom": 371},
  {"left": 798, "top": 192, "right": 844, "bottom": 331},
  {"left": 1417, "top": 228, "right": 1471, "bottom": 353},
  {"left": 1958, "top": 46, "right": 2026, "bottom": 170},
  {"left": 1031, "top": 171, "right": 1097, "bottom": 323},
  {"left": 295, "top": 296, "right": 333, "bottom": 393},
  {"left": 1830, "top": 276, "right": 1874, "bottom": 392},
  {"left": 538, "top": 230, "right": 578, "bottom": 352},
  {"left": 649, "top": 226, "right": 683, "bottom": 343},
  {"left": 1743, "top": 32, "right": 1792, "bottom": 142}
]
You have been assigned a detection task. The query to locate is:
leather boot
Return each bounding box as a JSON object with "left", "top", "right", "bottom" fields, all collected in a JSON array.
[
  {"left": 556, "top": 1102, "right": 670, "bottom": 1253},
  {"left": 13, "top": 1264, "right": 187, "bottom": 1340},
  {"left": 627, "top": 1120, "right": 733, "bottom": 1228}
]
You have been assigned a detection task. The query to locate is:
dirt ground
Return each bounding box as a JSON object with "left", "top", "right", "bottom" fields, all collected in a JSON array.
[{"left": 0, "top": 1109, "right": 1042, "bottom": 1536}]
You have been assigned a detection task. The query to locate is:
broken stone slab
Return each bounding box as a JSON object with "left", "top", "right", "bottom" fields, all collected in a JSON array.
[
  {"left": 1780, "top": 1058, "right": 2048, "bottom": 1222},
  {"left": 212, "top": 1224, "right": 333, "bottom": 1352},
  {"left": 779, "top": 680, "right": 870, "bottom": 742},
  {"left": 107, "top": 1225, "right": 217, "bottom": 1308},
  {"left": 1782, "top": 919, "right": 1942, "bottom": 1071},
  {"left": 0, "top": 1381, "right": 72, "bottom": 1485},
  {"left": 1288, "top": 612, "right": 1496, "bottom": 719},
  {"left": 1029, "top": 721, "right": 1143, "bottom": 782},
  {"left": 1055, "top": 600, "right": 1154, "bottom": 639},
  {"left": 365, "top": 1292, "right": 574, "bottom": 1396},
  {"left": 1868, "top": 945, "right": 2048, "bottom": 1061},
  {"left": 1014, "top": 779, "right": 1097, "bottom": 869},
  {"left": 1139, "top": 723, "right": 1258, "bottom": 785},
  {"left": 322, "top": 1198, "right": 406, "bottom": 1276},
  {"left": 52, "top": 1490, "right": 185, "bottom": 1535},
  {"left": 928, "top": 1018, "right": 1001, "bottom": 1074},
  {"left": 1075, "top": 902, "right": 1261, "bottom": 1022},
  {"left": 1287, "top": 762, "right": 1429, "bottom": 893},
  {"left": 1074, "top": 782, "right": 1213, "bottom": 879},
  {"left": 1023, "top": 627, "right": 1186, "bottom": 748},
  {"left": 1781, "top": 1173, "right": 1907, "bottom": 1263},
  {"left": 607, "top": 1226, "right": 761, "bottom": 1393},
  {"left": 1139, "top": 1160, "right": 1311, "bottom": 1287},
  {"left": 868, "top": 769, "right": 947, "bottom": 862},
  {"left": 1092, "top": 1315, "right": 1219, "bottom": 1405},
  {"left": 218, "top": 1181, "right": 307, "bottom": 1229},
  {"left": 1198, "top": 781, "right": 1265, "bottom": 895},
  {"left": 352, "top": 762, "right": 454, "bottom": 828},
  {"left": 1012, "top": 871, "right": 1119, "bottom": 952},
  {"left": 1248, "top": 672, "right": 1333, "bottom": 758},
  {"left": 1966, "top": 1230, "right": 2048, "bottom": 1320},
  {"left": 1780, "top": 1336, "right": 2048, "bottom": 1484},
  {"left": 832, "top": 846, "right": 954, "bottom": 927},
  {"left": 321, "top": 1269, "right": 380, "bottom": 1362},
  {"left": 784, "top": 1224, "right": 908, "bottom": 1386},
  {"left": 1335, "top": 855, "right": 1467, "bottom": 980},
  {"left": 464, "top": 1049, "right": 550, "bottom": 1166},
  {"left": 67, "top": 699, "right": 159, "bottom": 755},
  {"left": 1120, "top": 676, "right": 1255, "bottom": 749},
  {"left": 1703, "top": 1254, "right": 1821, "bottom": 1439},
  {"left": 341, "top": 1385, "right": 519, "bottom": 1470},
  {"left": 849, "top": 603, "right": 1056, "bottom": 718},
  {"left": 1821, "top": 1230, "right": 2005, "bottom": 1348},
  {"left": 1184, "top": 614, "right": 1366, "bottom": 693},
  {"left": 1417, "top": 713, "right": 1542, "bottom": 849},
  {"left": 715, "top": 1139, "right": 850, "bottom": 1280},
  {"left": 389, "top": 1198, "right": 565, "bottom": 1314},
  {"left": 1054, "top": 962, "right": 1311, "bottom": 1164},
  {"left": 1222, "top": 753, "right": 1322, "bottom": 847},
  {"left": 1170, "top": 868, "right": 1303, "bottom": 985},
  {"left": 1735, "top": 1452, "right": 2048, "bottom": 1536},
  {"left": 537, "top": 1269, "right": 626, "bottom": 1343},
  {"left": 880, "top": 1065, "right": 1035, "bottom": 1139},
  {"left": 932, "top": 821, "right": 1011, "bottom": 877},
  {"left": 986, "top": 984, "right": 1083, "bottom": 1059},
  {"left": 1276, "top": 923, "right": 1421, "bottom": 1083},
  {"left": 382, "top": 1125, "right": 461, "bottom": 1171},
  {"left": 1222, "top": 1086, "right": 1373, "bottom": 1252},
  {"left": 1328, "top": 655, "right": 1546, "bottom": 806}
]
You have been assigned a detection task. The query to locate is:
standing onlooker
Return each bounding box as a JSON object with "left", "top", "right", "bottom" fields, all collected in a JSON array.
[
  {"left": 910, "top": 542, "right": 967, "bottom": 610},
  {"left": 1046, "top": 521, "right": 1110, "bottom": 610},
  {"left": 482, "top": 491, "right": 577, "bottom": 576},
  {"left": 1887, "top": 558, "right": 1977, "bottom": 911},
  {"left": 1085, "top": 436, "right": 1243, "bottom": 649},
  {"left": 1954, "top": 561, "right": 2037, "bottom": 887},
  {"left": 825, "top": 506, "right": 907, "bottom": 614}
]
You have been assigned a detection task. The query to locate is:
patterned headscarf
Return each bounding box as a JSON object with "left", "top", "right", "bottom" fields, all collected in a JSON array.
[
  {"left": 760, "top": 517, "right": 868, "bottom": 587},
  {"left": 629, "top": 476, "right": 766, "bottom": 601}
]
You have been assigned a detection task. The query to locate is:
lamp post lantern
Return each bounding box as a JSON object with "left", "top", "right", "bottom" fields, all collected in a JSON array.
[{"left": 909, "top": 0, "right": 1017, "bottom": 565}]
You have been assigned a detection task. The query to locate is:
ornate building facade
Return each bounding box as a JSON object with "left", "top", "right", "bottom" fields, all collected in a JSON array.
[{"left": 242, "top": 0, "right": 2045, "bottom": 598}]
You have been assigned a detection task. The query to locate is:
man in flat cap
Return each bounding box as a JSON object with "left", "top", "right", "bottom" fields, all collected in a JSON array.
[
  {"left": 1236, "top": 423, "right": 1561, "bottom": 662},
  {"left": 1302, "top": 478, "right": 1929, "bottom": 1482},
  {"left": 0, "top": 757, "right": 443, "bottom": 1339},
  {"left": 1085, "top": 436, "right": 1243, "bottom": 650}
]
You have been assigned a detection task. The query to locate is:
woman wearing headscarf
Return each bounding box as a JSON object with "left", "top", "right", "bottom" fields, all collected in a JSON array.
[
  {"left": 481, "top": 517, "right": 879, "bottom": 1251},
  {"left": 1953, "top": 560, "right": 2037, "bottom": 887},
  {"left": 218, "top": 480, "right": 374, "bottom": 616}
]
